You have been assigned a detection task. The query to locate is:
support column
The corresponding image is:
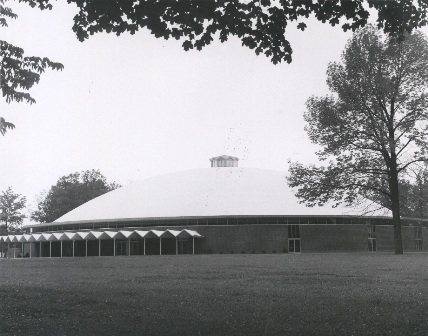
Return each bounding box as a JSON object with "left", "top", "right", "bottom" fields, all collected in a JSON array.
[
  {"left": 30, "top": 242, "right": 32, "bottom": 258},
  {"left": 61, "top": 240, "right": 63, "bottom": 258},
  {"left": 143, "top": 238, "right": 146, "bottom": 256},
  {"left": 159, "top": 238, "right": 162, "bottom": 255},
  {"left": 85, "top": 240, "right": 88, "bottom": 257},
  {"left": 193, "top": 237, "right": 195, "bottom": 255},
  {"left": 49, "top": 241, "right": 52, "bottom": 258},
  {"left": 73, "top": 240, "right": 75, "bottom": 257},
  {"left": 98, "top": 240, "right": 101, "bottom": 257},
  {"left": 13, "top": 244, "right": 16, "bottom": 258},
  {"left": 1, "top": 242, "right": 3, "bottom": 258},
  {"left": 128, "top": 238, "right": 131, "bottom": 256},
  {"left": 113, "top": 239, "right": 116, "bottom": 256},
  {"left": 8, "top": 243, "right": 10, "bottom": 258},
  {"left": 176, "top": 238, "right": 178, "bottom": 255},
  {"left": 39, "top": 242, "right": 42, "bottom": 258}
]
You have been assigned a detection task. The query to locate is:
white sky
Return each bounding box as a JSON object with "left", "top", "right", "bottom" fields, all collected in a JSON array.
[{"left": 1, "top": 3, "right": 427, "bottom": 224}]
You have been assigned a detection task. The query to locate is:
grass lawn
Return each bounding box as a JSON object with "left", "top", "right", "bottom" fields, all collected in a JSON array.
[{"left": 0, "top": 253, "right": 427, "bottom": 336}]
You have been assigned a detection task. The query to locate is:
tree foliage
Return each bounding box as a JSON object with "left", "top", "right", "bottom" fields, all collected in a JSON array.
[
  {"left": 376, "top": 164, "right": 428, "bottom": 220},
  {"left": 0, "top": 186, "right": 27, "bottom": 233},
  {"left": 31, "top": 169, "right": 121, "bottom": 223},
  {"left": 0, "top": 0, "right": 63, "bottom": 135},
  {"left": 2, "top": 1, "right": 428, "bottom": 134},
  {"left": 288, "top": 26, "right": 428, "bottom": 254},
  {"left": 403, "top": 166, "right": 428, "bottom": 219},
  {"left": 69, "top": 0, "right": 428, "bottom": 65},
  {"left": 0, "top": 116, "right": 14, "bottom": 135}
]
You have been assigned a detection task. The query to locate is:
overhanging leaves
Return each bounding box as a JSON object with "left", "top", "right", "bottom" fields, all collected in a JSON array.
[
  {"left": 0, "top": 0, "right": 63, "bottom": 135},
  {"left": 68, "top": 0, "right": 428, "bottom": 65}
]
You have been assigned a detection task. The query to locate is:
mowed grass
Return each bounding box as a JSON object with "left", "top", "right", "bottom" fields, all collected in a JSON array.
[{"left": 0, "top": 254, "right": 427, "bottom": 336}]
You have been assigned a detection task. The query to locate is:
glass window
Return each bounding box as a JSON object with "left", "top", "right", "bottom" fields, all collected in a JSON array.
[
  {"left": 288, "top": 225, "right": 301, "bottom": 238},
  {"left": 368, "top": 238, "right": 376, "bottom": 252},
  {"left": 289, "top": 240, "right": 295, "bottom": 253},
  {"left": 415, "top": 240, "right": 423, "bottom": 251},
  {"left": 295, "top": 240, "right": 301, "bottom": 253}
]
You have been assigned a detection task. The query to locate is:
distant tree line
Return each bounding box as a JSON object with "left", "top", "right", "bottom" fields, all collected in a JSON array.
[{"left": 0, "top": 169, "right": 120, "bottom": 233}]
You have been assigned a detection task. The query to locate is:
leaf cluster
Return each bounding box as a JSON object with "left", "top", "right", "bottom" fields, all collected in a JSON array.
[
  {"left": 1, "top": 41, "right": 64, "bottom": 104},
  {"left": 288, "top": 156, "right": 389, "bottom": 210},
  {"left": 0, "top": 0, "right": 63, "bottom": 135},
  {"left": 68, "top": 0, "right": 428, "bottom": 65},
  {"left": 0, "top": 116, "right": 14, "bottom": 135}
]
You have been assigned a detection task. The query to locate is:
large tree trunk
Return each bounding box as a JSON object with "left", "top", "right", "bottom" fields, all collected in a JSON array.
[{"left": 389, "top": 165, "right": 403, "bottom": 254}]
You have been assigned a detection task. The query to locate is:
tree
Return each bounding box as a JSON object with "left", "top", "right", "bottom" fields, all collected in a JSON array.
[
  {"left": 31, "top": 169, "right": 121, "bottom": 223},
  {"left": 405, "top": 165, "right": 428, "bottom": 219},
  {"left": 380, "top": 164, "right": 428, "bottom": 219},
  {"left": 0, "top": 186, "right": 27, "bottom": 233},
  {"left": 2, "top": 1, "right": 428, "bottom": 134},
  {"left": 287, "top": 26, "right": 428, "bottom": 254},
  {"left": 0, "top": 0, "right": 63, "bottom": 135}
]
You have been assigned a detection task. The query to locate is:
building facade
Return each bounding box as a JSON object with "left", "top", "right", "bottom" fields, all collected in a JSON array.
[{"left": 1, "top": 156, "right": 426, "bottom": 257}]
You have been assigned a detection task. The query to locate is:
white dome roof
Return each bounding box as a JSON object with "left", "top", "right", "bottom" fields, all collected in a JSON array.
[{"left": 54, "top": 167, "right": 382, "bottom": 223}]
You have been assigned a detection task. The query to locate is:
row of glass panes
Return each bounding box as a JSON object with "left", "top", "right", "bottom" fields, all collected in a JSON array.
[{"left": 29, "top": 216, "right": 394, "bottom": 233}]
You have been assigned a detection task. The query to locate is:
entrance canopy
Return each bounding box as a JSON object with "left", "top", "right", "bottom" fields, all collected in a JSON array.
[{"left": 0, "top": 229, "right": 203, "bottom": 243}]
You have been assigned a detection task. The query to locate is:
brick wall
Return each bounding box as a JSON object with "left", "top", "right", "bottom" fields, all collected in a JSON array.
[
  {"left": 14, "top": 223, "right": 425, "bottom": 256},
  {"left": 424, "top": 227, "right": 428, "bottom": 252},
  {"left": 187, "top": 225, "right": 288, "bottom": 254},
  {"left": 376, "top": 226, "right": 394, "bottom": 252},
  {"left": 376, "top": 226, "right": 425, "bottom": 252},
  {"left": 300, "top": 224, "right": 368, "bottom": 252},
  {"left": 147, "top": 224, "right": 369, "bottom": 253},
  {"left": 402, "top": 226, "right": 417, "bottom": 252}
]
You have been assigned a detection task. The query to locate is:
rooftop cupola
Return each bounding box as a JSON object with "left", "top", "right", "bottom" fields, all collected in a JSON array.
[{"left": 209, "top": 155, "right": 239, "bottom": 167}]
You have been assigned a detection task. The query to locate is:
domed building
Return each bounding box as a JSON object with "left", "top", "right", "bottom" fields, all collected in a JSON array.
[{"left": 1, "top": 156, "right": 426, "bottom": 257}]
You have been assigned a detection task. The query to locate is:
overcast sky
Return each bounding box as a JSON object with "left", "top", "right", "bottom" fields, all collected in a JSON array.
[{"left": 2, "top": 3, "right": 427, "bottom": 224}]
